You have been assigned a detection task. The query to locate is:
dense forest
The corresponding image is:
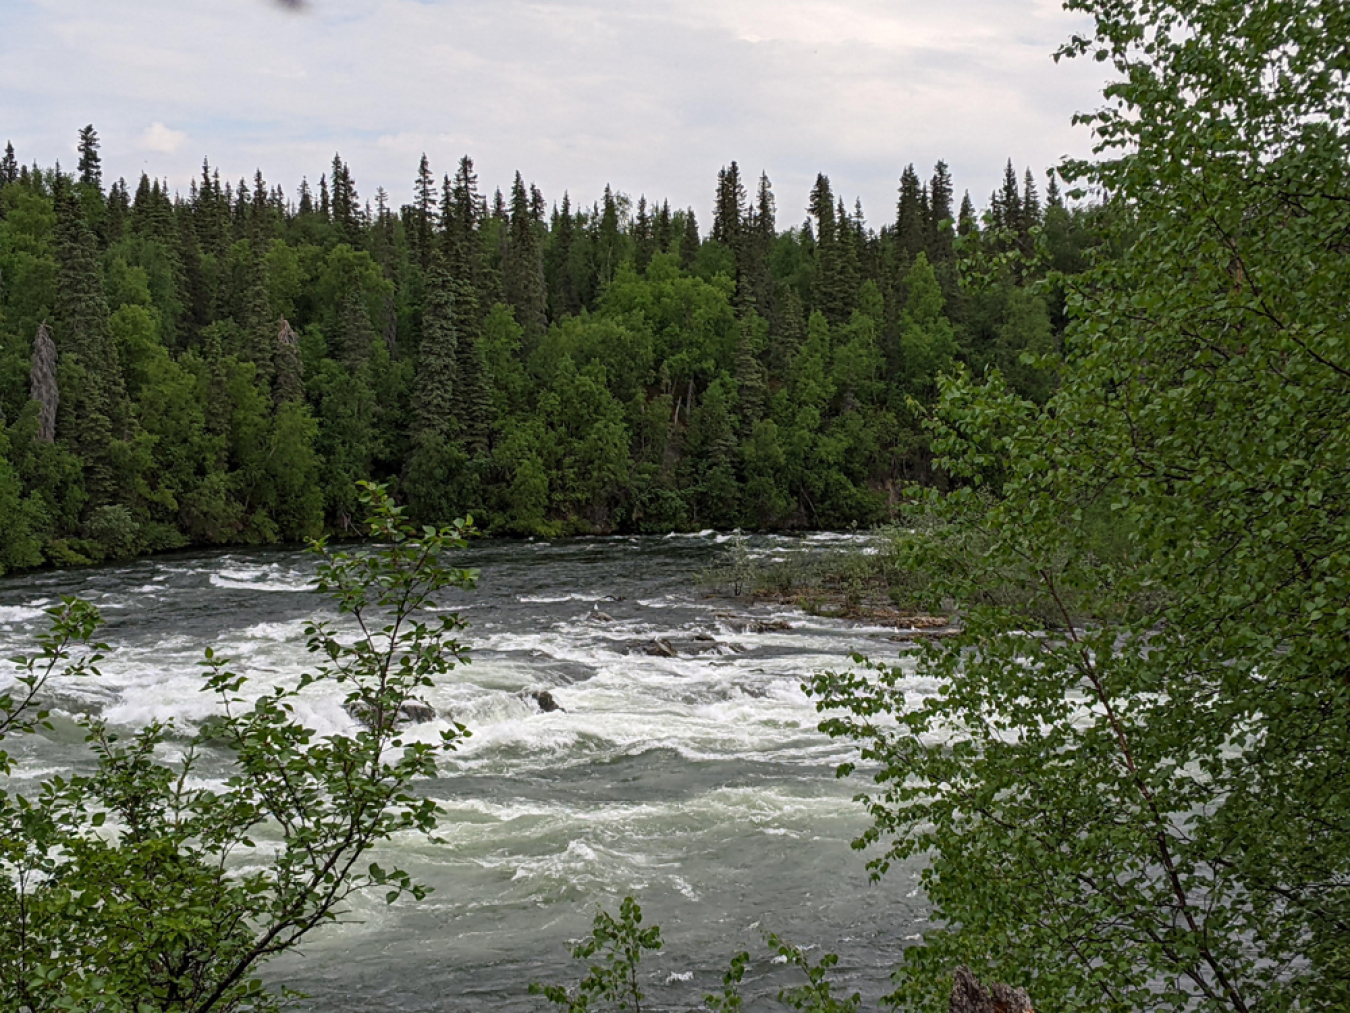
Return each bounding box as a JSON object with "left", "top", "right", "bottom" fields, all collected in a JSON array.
[{"left": 0, "top": 129, "right": 1099, "bottom": 570}]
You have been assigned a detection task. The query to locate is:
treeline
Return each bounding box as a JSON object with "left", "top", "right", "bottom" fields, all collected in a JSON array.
[{"left": 0, "top": 129, "right": 1100, "bottom": 570}]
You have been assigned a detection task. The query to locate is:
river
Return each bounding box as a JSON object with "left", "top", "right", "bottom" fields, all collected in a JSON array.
[{"left": 0, "top": 533, "right": 929, "bottom": 1011}]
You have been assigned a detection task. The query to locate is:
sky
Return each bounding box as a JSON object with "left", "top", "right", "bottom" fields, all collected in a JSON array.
[{"left": 0, "top": 0, "right": 1110, "bottom": 227}]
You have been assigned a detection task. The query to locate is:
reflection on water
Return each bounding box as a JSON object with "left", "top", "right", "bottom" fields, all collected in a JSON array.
[{"left": 0, "top": 533, "right": 929, "bottom": 1011}]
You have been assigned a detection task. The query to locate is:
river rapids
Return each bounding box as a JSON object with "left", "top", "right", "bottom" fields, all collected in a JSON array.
[{"left": 0, "top": 533, "right": 929, "bottom": 1011}]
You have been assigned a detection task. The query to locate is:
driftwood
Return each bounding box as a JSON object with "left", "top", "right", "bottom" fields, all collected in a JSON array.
[
  {"left": 950, "top": 966, "right": 1033, "bottom": 1013},
  {"left": 31, "top": 321, "right": 59, "bottom": 443}
]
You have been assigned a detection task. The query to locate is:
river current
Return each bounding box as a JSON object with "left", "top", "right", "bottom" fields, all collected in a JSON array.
[{"left": 0, "top": 533, "right": 929, "bottom": 1011}]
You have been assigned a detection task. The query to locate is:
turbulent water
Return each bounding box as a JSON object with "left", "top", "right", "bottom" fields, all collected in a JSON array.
[{"left": 0, "top": 533, "right": 930, "bottom": 1011}]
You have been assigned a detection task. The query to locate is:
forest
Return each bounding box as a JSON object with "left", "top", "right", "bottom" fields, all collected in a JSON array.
[{"left": 0, "top": 132, "right": 1099, "bottom": 570}]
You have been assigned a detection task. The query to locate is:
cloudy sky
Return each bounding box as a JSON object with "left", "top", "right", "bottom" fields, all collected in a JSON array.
[{"left": 0, "top": 0, "right": 1109, "bottom": 226}]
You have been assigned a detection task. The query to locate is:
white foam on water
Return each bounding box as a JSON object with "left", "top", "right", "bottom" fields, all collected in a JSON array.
[
  {"left": 518, "top": 593, "right": 605, "bottom": 604},
  {"left": 0, "top": 604, "right": 48, "bottom": 623}
]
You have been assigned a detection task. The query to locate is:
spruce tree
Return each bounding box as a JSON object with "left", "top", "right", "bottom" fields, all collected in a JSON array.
[
  {"left": 655, "top": 199, "right": 674, "bottom": 253},
  {"left": 958, "top": 191, "right": 977, "bottom": 236},
  {"left": 0, "top": 142, "right": 17, "bottom": 187},
  {"left": 928, "top": 160, "right": 955, "bottom": 260},
  {"left": 502, "top": 171, "right": 548, "bottom": 346},
  {"left": 734, "top": 314, "right": 768, "bottom": 433},
  {"left": 77, "top": 125, "right": 102, "bottom": 193},
  {"left": 712, "top": 161, "right": 746, "bottom": 248},
  {"left": 740, "top": 172, "right": 777, "bottom": 316},
  {"left": 54, "top": 185, "right": 128, "bottom": 503},
  {"left": 895, "top": 164, "right": 927, "bottom": 263},
  {"left": 633, "top": 196, "right": 654, "bottom": 274},
  {"left": 413, "top": 153, "right": 437, "bottom": 270},
  {"left": 595, "top": 184, "right": 622, "bottom": 288},
  {"left": 237, "top": 246, "right": 275, "bottom": 387},
  {"left": 1021, "top": 168, "right": 1042, "bottom": 232},
  {"left": 547, "top": 193, "right": 581, "bottom": 319},
  {"left": 809, "top": 175, "right": 854, "bottom": 324},
  {"left": 680, "top": 208, "right": 700, "bottom": 270},
  {"left": 1046, "top": 170, "right": 1064, "bottom": 209},
  {"left": 412, "top": 261, "right": 458, "bottom": 439}
]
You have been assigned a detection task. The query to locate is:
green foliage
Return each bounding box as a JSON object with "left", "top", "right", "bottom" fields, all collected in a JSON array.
[
  {"left": 807, "top": 3, "right": 1350, "bottom": 1010},
  {"left": 0, "top": 483, "right": 477, "bottom": 1011},
  {"left": 531, "top": 897, "right": 663, "bottom": 1013},
  {"left": 0, "top": 134, "right": 1096, "bottom": 566}
]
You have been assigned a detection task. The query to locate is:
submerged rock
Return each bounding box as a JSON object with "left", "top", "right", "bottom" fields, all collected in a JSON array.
[
  {"left": 949, "top": 966, "right": 1033, "bottom": 1013},
  {"left": 590, "top": 611, "right": 615, "bottom": 623},
  {"left": 644, "top": 638, "right": 679, "bottom": 658},
  {"left": 344, "top": 699, "right": 438, "bottom": 729},
  {"left": 715, "top": 615, "right": 793, "bottom": 634},
  {"left": 525, "top": 689, "right": 565, "bottom": 713}
]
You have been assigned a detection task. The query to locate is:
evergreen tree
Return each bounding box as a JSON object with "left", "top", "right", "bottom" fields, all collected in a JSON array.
[
  {"left": 0, "top": 142, "right": 17, "bottom": 187},
  {"left": 412, "top": 262, "right": 458, "bottom": 440},
  {"left": 734, "top": 314, "right": 768, "bottom": 433},
  {"left": 992, "top": 159, "right": 1023, "bottom": 233},
  {"left": 595, "top": 184, "right": 622, "bottom": 289},
  {"left": 928, "top": 160, "right": 955, "bottom": 260},
  {"left": 413, "top": 153, "right": 437, "bottom": 269},
  {"left": 712, "top": 162, "right": 746, "bottom": 248},
  {"left": 633, "top": 196, "right": 654, "bottom": 274},
  {"left": 547, "top": 193, "right": 581, "bottom": 320},
  {"left": 680, "top": 208, "right": 700, "bottom": 270},
  {"left": 654, "top": 200, "right": 674, "bottom": 253},
  {"left": 77, "top": 125, "right": 102, "bottom": 193},
  {"left": 54, "top": 185, "right": 129, "bottom": 504},
  {"left": 502, "top": 171, "right": 548, "bottom": 346},
  {"left": 957, "top": 191, "right": 977, "bottom": 236},
  {"left": 809, "top": 175, "right": 854, "bottom": 324},
  {"left": 1046, "top": 169, "right": 1063, "bottom": 209},
  {"left": 1021, "top": 168, "right": 1042, "bottom": 233},
  {"left": 895, "top": 164, "right": 927, "bottom": 263}
]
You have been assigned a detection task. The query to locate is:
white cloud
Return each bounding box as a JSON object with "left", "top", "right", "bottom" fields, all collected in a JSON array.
[
  {"left": 0, "top": 0, "right": 1112, "bottom": 222},
  {"left": 138, "top": 122, "right": 187, "bottom": 154}
]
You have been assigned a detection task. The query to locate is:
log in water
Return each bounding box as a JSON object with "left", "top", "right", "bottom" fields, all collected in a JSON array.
[{"left": 0, "top": 533, "right": 929, "bottom": 1011}]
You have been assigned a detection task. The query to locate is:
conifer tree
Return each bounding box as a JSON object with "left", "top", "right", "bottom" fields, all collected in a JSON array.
[
  {"left": 712, "top": 162, "right": 746, "bottom": 248},
  {"left": 237, "top": 247, "right": 275, "bottom": 387},
  {"left": 1021, "top": 168, "right": 1042, "bottom": 231},
  {"left": 0, "top": 142, "right": 17, "bottom": 187},
  {"left": 547, "top": 193, "right": 581, "bottom": 320},
  {"left": 413, "top": 153, "right": 437, "bottom": 269},
  {"left": 809, "top": 175, "right": 854, "bottom": 324},
  {"left": 297, "top": 176, "right": 314, "bottom": 217},
  {"left": 928, "top": 160, "right": 955, "bottom": 260},
  {"left": 595, "top": 184, "right": 622, "bottom": 288},
  {"left": 958, "top": 191, "right": 977, "bottom": 236},
  {"left": 739, "top": 172, "right": 777, "bottom": 316},
  {"left": 412, "top": 262, "right": 458, "bottom": 439},
  {"left": 502, "top": 171, "right": 548, "bottom": 346},
  {"left": 734, "top": 314, "right": 768, "bottom": 433},
  {"left": 77, "top": 125, "right": 102, "bottom": 193},
  {"left": 680, "top": 208, "right": 700, "bottom": 270},
  {"left": 1046, "top": 170, "right": 1063, "bottom": 209},
  {"left": 992, "top": 159, "right": 1023, "bottom": 233},
  {"left": 654, "top": 199, "right": 674, "bottom": 253},
  {"left": 633, "top": 196, "right": 654, "bottom": 274},
  {"left": 895, "top": 164, "right": 927, "bottom": 263},
  {"left": 329, "top": 154, "right": 360, "bottom": 242},
  {"left": 54, "top": 186, "right": 128, "bottom": 503}
]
